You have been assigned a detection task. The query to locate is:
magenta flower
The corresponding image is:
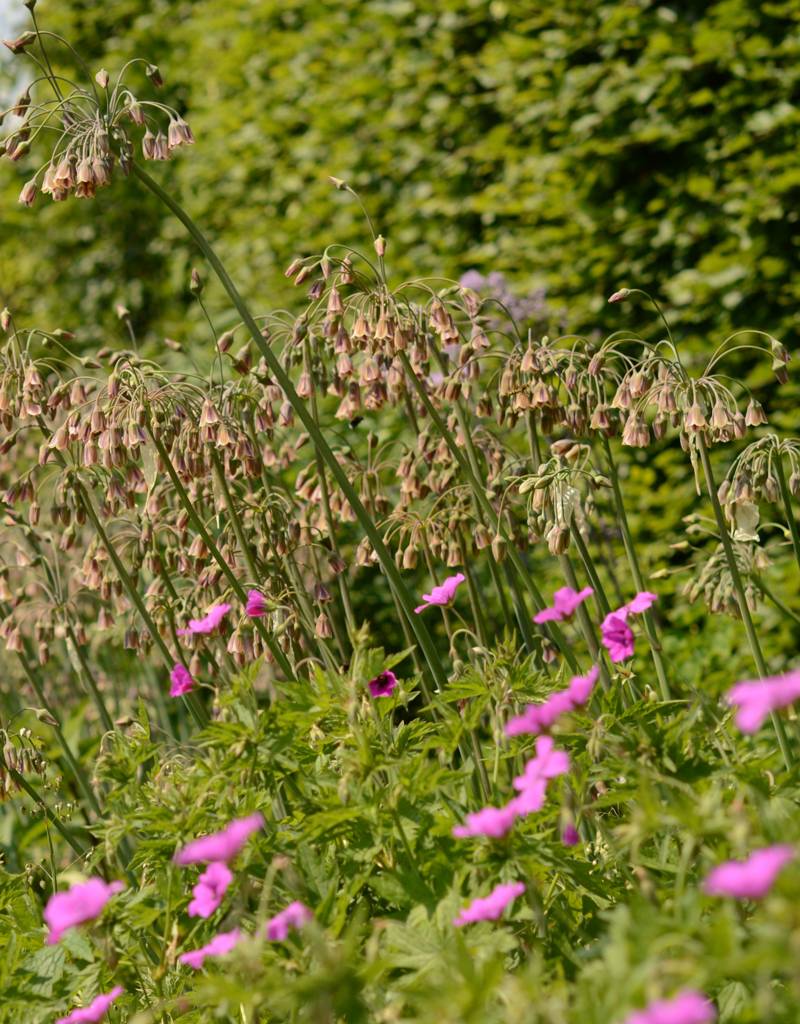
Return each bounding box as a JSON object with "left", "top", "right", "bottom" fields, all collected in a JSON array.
[
  {"left": 56, "top": 986, "right": 124, "bottom": 1024},
  {"left": 368, "top": 670, "right": 398, "bottom": 698},
  {"left": 508, "top": 778, "right": 548, "bottom": 816},
  {"left": 562, "top": 824, "right": 580, "bottom": 847},
  {"left": 452, "top": 802, "right": 520, "bottom": 839},
  {"left": 623, "top": 591, "right": 658, "bottom": 615},
  {"left": 170, "top": 663, "right": 194, "bottom": 697},
  {"left": 177, "top": 601, "right": 232, "bottom": 636},
  {"left": 174, "top": 812, "right": 264, "bottom": 865},
  {"left": 533, "top": 586, "right": 594, "bottom": 624},
  {"left": 188, "top": 862, "right": 233, "bottom": 918},
  {"left": 245, "top": 589, "right": 267, "bottom": 618},
  {"left": 414, "top": 572, "right": 465, "bottom": 614},
  {"left": 704, "top": 845, "right": 794, "bottom": 900},
  {"left": 513, "top": 735, "right": 570, "bottom": 793},
  {"left": 178, "top": 927, "right": 243, "bottom": 969},
  {"left": 506, "top": 666, "right": 599, "bottom": 737},
  {"left": 453, "top": 881, "right": 525, "bottom": 927},
  {"left": 726, "top": 670, "right": 800, "bottom": 733},
  {"left": 44, "top": 878, "right": 124, "bottom": 945},
  {"left": 601, "top": 611, "right": 635, "bottom": 662},
  {"left": 265, "top": 900, "right": 313, "bottom": 940},
  {"left": 624, "top": 990, "right": 716, "bottom": 1024}
]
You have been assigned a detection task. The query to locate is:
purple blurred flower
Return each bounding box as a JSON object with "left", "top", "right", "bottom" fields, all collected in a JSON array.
[
  {"left": 623, "top": 990, "right": 715, "bottom": 1024},
  {"left": 265, "top": 900, "right": 313, "bottom": 940},
  {"left": 170, "top": 663, "right": 194, "bottom": 697},
  {"left": 562, "top": 824, "right": 580, "bottom": 847},
  {"left": 726, "top": 670, "right": 800, "bottom": 733},
  {"left": 56, "top": 987, "right": 124, "bottom": 1024},
  {"left": 368, "top": 670, "right": 398, "bottom": 698},
  {"left": 175, "top": 812, "right": 264, "bottom": 865},
  {"left": 245, "top": 589, "right": 267, "bottom": 618},
  {"left": 45, "top": 878, "right": 124, "bottom": 944},
  {"left": 177, "top": 602, "right": 231, "bottom": 636},
  {"left": 533, "top": 585, "right": 593, "bottom": 624},
  {"left": 452, "top": 802, "right": 520, "bottom": 839},
  {"left": 505, "top": 665, "right": 599, "bottom": 737},
  {"left": 453, "top": 881, "right": 525, "bottom": 927},
  {"left": 188, "top": 862, "right": 233, "bottom": 918},
  {"left": 704, "top": 845, "right": 794, "bottom": 900},
  {"left": 178, "top": 927, "right": 243, "bottom": 969},
  {"left": 414, "top": 573, "right": 465, "bottom": 614},
  {"left": 601, "top": 611, "right": 635, "bottom": 662}
]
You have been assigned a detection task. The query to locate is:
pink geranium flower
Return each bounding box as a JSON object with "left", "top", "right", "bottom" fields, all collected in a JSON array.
[
  {"left": 623, "top": 591, "right": 658, "bottom": 615},
  {"left": 245, "top": 589, "right": 267, "bottom": 618},
  {"left": 452, "top": 802, "right": 520, "bottom": 839},
  {"left": 726, "top": 670, "right": 800, "bottom": 733},
  {"left": 170, "top": 663, "right": 194, "bottom": 697},
  {"left": 505, "top": 665, "right": 599, "bottom": 737},
  {"left": 56, "top": 986, "right": 124, "bottom": 1024},
  {"left": 704, "top": 845, "right": 794, "bottom": 900},
  {"left": 513, "top": 735, "right": 570, "bottom": 792},
  {"left": 44, "top": 878, "right": 124, "bottom": 944},
  {"left": 601, "top": 611, "right": 635, "bottom": 662},
  {"left": 368, "top": 670, "right": 398, "bottom": 698},
  {"left": 414, "top": 573, "right": 465, "bottom": 614},
  {"left": 453, "top": 881, "right": 525, "bottom": 927},
  {"left": 177, "top": 602, "right": 232, "bottom": 636},
  {"left": 624, "top": 990, "right": 716, "bottom": 1024},
  {"left": 533, "top": 586, "right": 593, "bottom": 624},
  {"left": 265, "top": 900, "right": 313, "bottom": 940},
  {"left": 188, "top": 862, "right": 233, "bottom": 918},
  {"left": 562, "top": 824, "right": 580, "bottom": 847},
  {"left": 178, "top": 927, "right": 243, "bottom": 969},
  {"left": 174, "top": 812, "right": 264, "bottom": 865}
]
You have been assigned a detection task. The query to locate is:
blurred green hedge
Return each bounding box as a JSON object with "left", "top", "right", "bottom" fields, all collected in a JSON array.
[{"left": 1, "top": 0, "right": 800, "bottom": 351}]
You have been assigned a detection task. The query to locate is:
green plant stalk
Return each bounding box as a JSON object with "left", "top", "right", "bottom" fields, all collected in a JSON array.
[
  {"left": 65, "top": 625, "right": 115, "bottom": 734},
  {"left": 501, "top": 562, "right": 538, "bottom": 655},
  {"left": 133, "top": 164, "right": 448, "bottom": 695},
  {"left": 284, "top": 551, "right": 341, "bottom": 676},
  {"left": 458, "top": 531, "right": 489, "bottom": 646},
  {"left": 697, "top": 434, "right": 793, "bottom": 769},
  {"left": 13, "top": 648, "right": 101, "bottom": 816},
  {"left": 10, "top": 767, "right": 88, "bottom": 857},
  {"left": 147, "top": 426, "right": 294, "bottom": 681},
  {"left": 304, "top": 335, "right": 357, "bottom": 637},
  {"left": 307, "top": 543, "right": 350, "bottom": 663},
  {"left": 774, "top": 450, "right": 800, "bottom": 579},
  {"left": 397, "top": 349, "right": 578, "bottom": 669},
  {"left": 569, "top": 523, "right": 612, "bottom": 618},
  {"left": 601, "top": 436, "right": 671, "bottom": 700}
]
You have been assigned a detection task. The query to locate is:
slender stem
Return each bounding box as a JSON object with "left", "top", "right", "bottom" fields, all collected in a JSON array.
[
  {"left": 601, "top": 436, "right": 671, "bottom": 700},
  {"left": 569, "top": 523, "right": 612, "bottom": 618},
  {"left": 458, "top": 532, "right": 488, "bottom": 646},
  {"left": 558, "top": 555, "right": 611, "bottom": 691},
  {"left": 774, "top": 451, "right": 800, "bottom": 579},
  {"left": 133, "top": 164, "right": 448, "bottom": 695},
  {"left": 10, "top": 768, "right": 88, "bottom": 857},
  {"left": 696, "top": 434, "right": 793, "bottom": 769},
  {"left": 65, "top": 626, "right": 115, "bottom": 734},
  {"left": 758, "top": 577, "right": 800, "bottom": 627}
]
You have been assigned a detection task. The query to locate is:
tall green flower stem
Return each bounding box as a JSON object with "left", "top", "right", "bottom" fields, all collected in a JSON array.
[
  {"left": 569, "top": 524, "right": 612, "bottom": 618},
  {"left": 557, "top": 555, "right": 612, "bottom": 692},
  {"left": 147, "top": 426, "right": 295, "bottom": 681},
  {"left": 65, "top": 625, "right": 115, "bottom": 734},
  {"left": 395, "top": 350, "right": 578, "bottom": 670},
  {"left": 13, "top": 646, "right": 101, "bottom": 816},
  {"left": 458, "top": 532, "right": 489, "bottom": 647},
  {"left": 697, "top": 434, "right": 794, "bottom": 770},
  {"left": 10, "top": 767, "right": 88, "bottom": 857},
  {"left": 133, "top": 165, "right": 448, "bottom": 697},
  {"left": 601, "top": 436, "right": 671, "bottom": 700},
  {"left": 773, "top": 449, "right": 800, "bottom": 579}
]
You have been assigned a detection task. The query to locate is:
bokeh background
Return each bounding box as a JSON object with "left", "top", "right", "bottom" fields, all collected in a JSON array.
[{"left": 1, "top": 0, "right": 799, "bottom": 355}]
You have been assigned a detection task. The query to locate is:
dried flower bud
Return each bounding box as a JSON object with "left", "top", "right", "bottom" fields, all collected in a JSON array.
[
  {"left": 146, "top": 63, "right": 164, "bottom": 87},
  {"left": 189, "top": 268, "right": 203, "bottom": 295}
]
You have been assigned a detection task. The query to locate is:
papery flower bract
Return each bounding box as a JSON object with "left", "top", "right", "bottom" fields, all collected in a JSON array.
[
  {"left": 414, "top": 572, "right": 465, "bottom": 614},
  {"left": 704, "top": 845, "right": 794, "bottom": 900},
  {"left": 265, "top": 900, "right": 313, "bottom": 940},
  {"left": 188, "top": 861, "right": 233, "bottom": 918},
  {"left": 245, "top": 589, "right": 267, "bottom": 618},
  {"left": 45, "top": 878, "right": 124, "bottom": 944},
  {"left": 601, "top": 611, "right": 635, "bottom": 662},
  {"left": 726, "top": 670, "right": 800, "bottom": 733},
  {"left": 452, "top": 802, "right": 519, "bottom": 839},
  {"left": 56, "top": 986, "right": 124, "bottom": 1024},
  {"left": 177, "top": 601, "right": 232, "bottom": 635},
  {"left": 533, "top": 585, "right": 593, "bottom": 623},
  {"left": 169, "top": 663, "right": 194, "bottom": 697},
  {"left": 368, "top": 670, "right": 398, "bottom": 698},
  {"left": 623, "top": 989, "right": 716, "bottom": 1024},
  {"left": 178, "top": 927, "right": 242, "bottom": 969},
  {"left": 452, "top": 881, "right": 525, "bottom": 926},
  {"left": 174, "top": 812, "right": 264, "bottom": 865}
]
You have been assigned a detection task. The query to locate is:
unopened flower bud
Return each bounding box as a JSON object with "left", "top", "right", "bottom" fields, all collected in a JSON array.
[
  {"left": 608, "top": 288, "right": 630, "bottom": 303},
  {"left": 189, "top": 268, "right": 203, "bottom": 295},
  {"left": 146, "top": 63, "right": 163, "bottom": 87},
  {"left": 95, "top": 68, "right": 110, "bottom": 88},
  {"left": 3, "top": 32, "right": 37, "bottom": 54},
  {"left": 18, "top": 180, "right": 36, "bottom": 207},
  {"left": 374, "top": 235, "right": 386, "bottom": 257}
]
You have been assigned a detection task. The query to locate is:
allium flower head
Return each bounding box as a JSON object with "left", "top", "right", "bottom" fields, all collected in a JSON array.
[
  {"left": 245, "top": 589, "right": 267, "bottom": 618},
  {"left": 452, "top": 881, "right": 525, "bottom": 927},
  {"left": 623, "top": 990, "right": 716, "bottom": 1024},
  {"left": 178, "top": 927, "right": 242, "bottom": 969},
  {"left": 533, "top": 585, "right": 593, "bottom": 624},
  {"left": 704, "top": 845, "right": 793, "bottom": 900},
  {"left": 368, "top": 670, "right": 398, "bottom": 698},
  {"left": 175, "top": 812, "right": 264, "bottom": 865},
  {"left": 726, "top": 670, "right": 800, "bottom": 733},
  {"left": 169, "top": 663, "right": 194, "bottom": 697},
  {"left": 414, "top": 572, "right": 465, "bottom": 613},
  {"left": 44, "top": 878, "right": 124, "bottom": 944},
  {"left": 265, "top": 900, "right": 313, "bottom": 940},
  {"left": 188, "top": 861, "right": 233, "bottom": 918},
  {"left": 177, "top": 602, "right": 232, "bottom": 636},
  {"left": 56, "top": 986, "right": 124, "bottom": 1024}
]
